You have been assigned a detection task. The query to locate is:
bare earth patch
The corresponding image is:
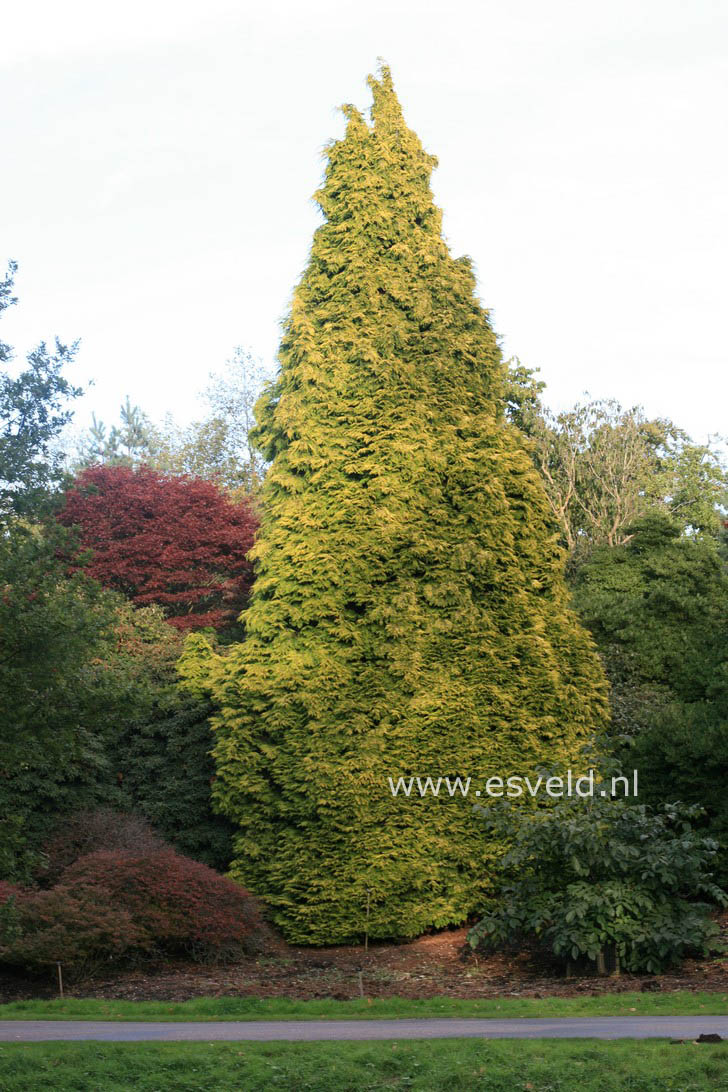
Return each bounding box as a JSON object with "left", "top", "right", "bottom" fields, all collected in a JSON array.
[{"left": 3, "top": 925, "right": 728, "bottom": 1003}]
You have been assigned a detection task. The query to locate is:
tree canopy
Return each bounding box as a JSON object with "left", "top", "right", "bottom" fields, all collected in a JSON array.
[
  {"left": 0, "top": 262, "right": 82, "bottom": 518},
  {"left": 60, "top": 464, "right": 258, "bottom": 632},
  {"left": 571, "top": 513, "right": 728, "bottom": 877},
  {"left": 527, "top": 398, "right": 726, "bottom": 558},
  {"left": 208, "top": 67, "right": 608, "bottom": 944}
]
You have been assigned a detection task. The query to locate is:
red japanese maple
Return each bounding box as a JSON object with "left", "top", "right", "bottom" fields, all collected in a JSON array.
[{"left": 60, "top": 465, "right": 258, "bottom": 631}]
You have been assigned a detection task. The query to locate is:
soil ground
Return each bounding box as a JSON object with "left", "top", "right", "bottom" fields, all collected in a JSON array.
[{"left": 3, "top": 926, "right": 728, "bottom": 1004}]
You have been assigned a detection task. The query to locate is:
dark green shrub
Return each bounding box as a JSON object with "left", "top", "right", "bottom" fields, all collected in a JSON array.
[
  {"left": 570, "top": 516, "right": 728, "bottom": 880},
  {"left": 469, "top": 794, "right": 726, "bottom": 974}
]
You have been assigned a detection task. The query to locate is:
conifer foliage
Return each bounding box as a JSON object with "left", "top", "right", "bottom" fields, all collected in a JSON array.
[{"left": 212, "top": 67, "right": 608, "bottom": 943}]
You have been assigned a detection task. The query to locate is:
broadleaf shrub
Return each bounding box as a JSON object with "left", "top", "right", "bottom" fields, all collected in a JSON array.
[{"left": 468, "top": 793, "right": 727, "bottom": 974}]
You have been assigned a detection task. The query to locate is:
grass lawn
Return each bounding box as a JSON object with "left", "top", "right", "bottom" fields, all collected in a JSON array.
[
  {"left": 1, "top": 991, "right": 728, "bottom": 1022},
  {"left": 0, "top": 1039, "right": 727, "bottom": 1091}
]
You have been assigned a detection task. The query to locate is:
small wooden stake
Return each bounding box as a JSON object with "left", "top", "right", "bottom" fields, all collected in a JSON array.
[
  {"left": 357, "top": 969, "right": 364, "bottom": 999},
  {"left": 364, "top": 889, "right": 371, "bottom": 953},
  {"left": 56, "top": 962, "right": 64, "bottom": 1000}
]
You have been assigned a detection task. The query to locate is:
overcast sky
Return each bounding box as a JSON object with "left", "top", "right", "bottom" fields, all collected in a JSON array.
[{"left": 2, "top": 0, "right": 726, "bottom": 442}]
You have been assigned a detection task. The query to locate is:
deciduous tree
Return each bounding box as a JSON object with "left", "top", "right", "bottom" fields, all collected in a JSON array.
[
  {"left": 0, "top": 261, "right": 82, "bottom": 518},
  {"left": 530, "top": 399, "right": 726, "bottom": 558},
  {"left": 60, "top": 465, "right": 258, "bottom": 632},
  {"left": 570, "top": 514, "right": 728, "bottom": 877}
]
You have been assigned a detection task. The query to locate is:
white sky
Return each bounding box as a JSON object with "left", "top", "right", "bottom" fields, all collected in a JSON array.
[{"left": 2, "top": 0, "right": 726, "bottom": 441}]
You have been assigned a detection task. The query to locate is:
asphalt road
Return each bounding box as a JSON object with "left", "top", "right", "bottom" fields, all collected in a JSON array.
[{"left": 1, "top": 1016, "right": 728, "bottom": 1042}]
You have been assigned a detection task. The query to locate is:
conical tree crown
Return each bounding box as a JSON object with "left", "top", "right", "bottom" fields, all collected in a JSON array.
[{"left": 212, "top": 67, "right": 608, "bottom": 944}]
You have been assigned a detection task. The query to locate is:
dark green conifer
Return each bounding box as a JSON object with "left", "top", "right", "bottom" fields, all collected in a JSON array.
[{"left": 211, "top": 67, "right": 608, "bottom": 943}]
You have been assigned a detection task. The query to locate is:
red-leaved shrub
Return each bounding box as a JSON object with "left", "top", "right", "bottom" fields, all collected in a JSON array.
[
  {"left": 0, "top": 848, "right": 268, "bottom": 976},
  {"left": 39, "top": 810, "right": 167, "bottom": 885},
  {"left": 0, "top": 884, "right": 142, "bottom": 974},
  {"left": 61, "top": 849, "right": 265, "bottom": 960}
]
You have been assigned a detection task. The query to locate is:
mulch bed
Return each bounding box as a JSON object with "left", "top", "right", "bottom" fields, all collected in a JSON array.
[{"left": 3, "top": 927, "right": 728, "bottom": 1003}]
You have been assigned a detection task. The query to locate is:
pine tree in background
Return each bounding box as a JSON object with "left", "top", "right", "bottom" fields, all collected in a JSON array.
[{"left": 211, "top": 66, "right": 608, "bottom": 943}]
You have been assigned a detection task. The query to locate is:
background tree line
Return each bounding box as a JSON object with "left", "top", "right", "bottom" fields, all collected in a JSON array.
[
  {"left": 1, "top": 228, "right": 726, "bottom": 968},
  {"left": 2, "top": 251, "right": 727, "bottom": 884}
]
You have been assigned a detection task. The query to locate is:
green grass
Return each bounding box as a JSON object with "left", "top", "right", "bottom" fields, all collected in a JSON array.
[
  {"left": 1, "top": 990, "right": 728, "bottom": 1022},
  {"left": 0, "top": 1039, "right": 727, "bottom": 1091}
]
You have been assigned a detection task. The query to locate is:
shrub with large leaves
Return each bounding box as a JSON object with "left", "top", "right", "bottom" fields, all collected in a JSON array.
[{"left": 469, "top": 793, "right": 726, "bottom": 974}]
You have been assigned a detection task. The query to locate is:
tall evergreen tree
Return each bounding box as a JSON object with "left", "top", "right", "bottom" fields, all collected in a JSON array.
[{"left": 211, "top": 67, "right": 608, "bottom": 943}]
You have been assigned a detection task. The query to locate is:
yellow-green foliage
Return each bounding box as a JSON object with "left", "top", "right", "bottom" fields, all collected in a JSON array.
[{"left": 211, "top": 67, "right": 608, "bottom": 944}]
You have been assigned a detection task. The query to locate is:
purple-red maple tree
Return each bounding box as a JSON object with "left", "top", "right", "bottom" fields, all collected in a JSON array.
[{"left": 60, "top": 465, "right": 258, "bottom": 631}]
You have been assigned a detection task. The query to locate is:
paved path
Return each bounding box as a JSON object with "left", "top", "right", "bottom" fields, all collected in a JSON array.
[{"left": 1, "top": 1016, "right": 728, "bottom": 1042}]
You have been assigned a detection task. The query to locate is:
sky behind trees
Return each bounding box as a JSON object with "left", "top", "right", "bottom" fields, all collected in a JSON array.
[{"left": 2, "top": 0, "right": 726, "bottom": 441}]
